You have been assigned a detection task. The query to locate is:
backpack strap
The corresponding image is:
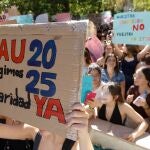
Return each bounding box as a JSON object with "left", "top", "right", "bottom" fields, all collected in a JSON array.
[
  {"left": 62, "top": 138, "right": 76, "bottom": 150},
  {"left": 33, "top": 132, "right": 42, "bottom": 150}
]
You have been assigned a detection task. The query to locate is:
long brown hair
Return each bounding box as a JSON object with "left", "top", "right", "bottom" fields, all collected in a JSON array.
[
  {"left": 84, "top": 48, "right": 92, "bottom": 65},
  {"left": 101, "top": 82, "right": 124, "bottom": 103},
  {"left": 104, "top": 53, "right": 119, "bottom": 74},
  {"left": 102, "top": 42, "right": 114, "bottom": 57},
  {"left": 141, "top": 67, "right": 150, "bottom": 88}
]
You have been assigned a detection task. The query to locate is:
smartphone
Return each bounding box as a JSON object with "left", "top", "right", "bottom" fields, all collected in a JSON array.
[
  {"left": 84, "top": 92, "right": 96, "bottom": 104},
  {"left": 86, "top": 92, "right": 96, "bottom": 101}
]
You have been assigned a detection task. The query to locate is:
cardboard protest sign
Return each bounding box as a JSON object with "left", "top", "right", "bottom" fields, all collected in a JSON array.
[
  {"left": 0, "top": 21, "right": 89, "bottom": 136},
  {"left": 113, "top": 12, "right": 150, "bottom": 45},
  {"left": 90, "top": 119, "right": 150, "bottom": 150}
]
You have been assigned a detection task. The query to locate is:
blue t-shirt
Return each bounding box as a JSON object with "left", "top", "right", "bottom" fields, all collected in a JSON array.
[{"left": 101, "top": 69, "right": 125, "bottom": 84}]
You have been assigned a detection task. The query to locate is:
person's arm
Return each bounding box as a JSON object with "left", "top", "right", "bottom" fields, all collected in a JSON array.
[
  {"left": 97, "top": 57, "right": 104, "bottom": 68},
  {"left": 133, "top": 95, "right": 150, "bottom": 117},
  {"left": 114, "top": 44, "right": 124, "bottom": 59},
  {"left": 123, "top": 103, "right": 148, "bottom": 142},
  {"left": 120, "top": 80, "right": 125, "bottom": 98},
  {"left": 144, "top": 108, "right": 150, "bottom": 117},
  {"left": 0, "top": 123, "right": 38, "bottom": 140},
  {"left": 119, "top": 71, "right": 126, "bottom": 98},
  {"left": 66, "top": 103, "right": 94, "bottom": 150},
  {"left": 126, "top": 94, "right": 134, "bottom": 104},
  {"left": 126, "top": 86, "right": 135, "bottom": 104},
  {"left": 137, "top": 45, "right": 150, "bottom": 61}
]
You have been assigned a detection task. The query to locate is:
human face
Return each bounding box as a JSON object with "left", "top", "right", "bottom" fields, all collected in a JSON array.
[
  {"left": 106, "top": 56, "right": 116, "bottom": 69},
  {"left": 90, "top": 69, "right": 100, "bottom": 87},
  {"left": 134, "top": 69, "right": 148, "bottom": 86},
  {"left": 97, "top": 88, "right": 113, "bottom": 104},
  {"left": 105, "top": 44, "right": 113, "bottom": 54}
]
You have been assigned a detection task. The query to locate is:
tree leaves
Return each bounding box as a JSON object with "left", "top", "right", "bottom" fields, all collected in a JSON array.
[{"left": 0, "top": 0, "right": 149, "bottom": 18}]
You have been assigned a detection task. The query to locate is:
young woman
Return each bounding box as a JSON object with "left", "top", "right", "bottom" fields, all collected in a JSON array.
[
  {"left": 88, "top": 82, "right": 148, "bottom": 142},
  {"left": 127, "top": 67, "right": 150, "bottom": 119},
  {"left": 88, "top": 63, "right": 103, "bottom": 92},
  {"left": 0, "top": 103, "right": 94, "bottom": 150},
  {"left": 84, "top": 63, "right": 104, "bottom": 118},
  {"left": 114, "top": 44, "right": 150, "bottom": 94},
  {"left": 101, "top": 53, "right": 125, "bottom": 98},
  {"left": 97, "top": 42, "right": 114, "bottom": 68}
]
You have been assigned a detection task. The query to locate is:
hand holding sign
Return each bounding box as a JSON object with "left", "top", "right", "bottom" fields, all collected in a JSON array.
[{"left": 0, "top": 21, "right": 88, "bottom": 137}]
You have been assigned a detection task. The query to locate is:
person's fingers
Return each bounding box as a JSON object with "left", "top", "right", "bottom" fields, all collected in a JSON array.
[
  {"left": 66, "top": 117, "right": 88, "bottom": 127},
  {"left": 125, "top": 136, "right": 131, "bottom": 141},
  {"left": 128, "top": 95, "right": 133, "bottom": 99},
  {"left": 125, "top": 135, "right": 135, "bottom": 142},
  {"left": 70, "top": 124, "right": 87, "bottom": 132},
  {"left": 127, "top": 95, "right": 134, "bottom": 103},
  {"left": 71, "top": 103, "right": 85, "bottom": 112},
  {"left": 124, "top": 136, "right": 129, "bottom": 140},
  {"left": 66, "top": 110, "right": 89, "bottom": 120},
  {"left": 87, "top": 100, "right": 94, "bottom": 104},
  {"left": 127, "top": 137, "right": 132, "bottom": 141},
  {"left": 87, "top": 101, "right": 95, "bottom": 107},
  {"left": 127, "top": 137, "right": 134, "bottom": 142},
  {"left": 126, "top": 98, "right": 131, "bottom": 103},
  {"left": 138, "top": 99, "right": 144, "bottom": 105}
]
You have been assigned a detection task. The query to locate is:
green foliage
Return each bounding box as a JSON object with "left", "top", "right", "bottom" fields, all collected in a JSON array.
[
  {"left": 133, "top": 0, "right": 150, "bottom": 11},
  {"left": 0, "top": 0, "right": 150, "bottom": 18}
]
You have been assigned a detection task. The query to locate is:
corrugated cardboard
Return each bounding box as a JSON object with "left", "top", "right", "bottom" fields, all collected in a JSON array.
[{"left": 0, "top": 21, "right": 88, "bottom": 137}]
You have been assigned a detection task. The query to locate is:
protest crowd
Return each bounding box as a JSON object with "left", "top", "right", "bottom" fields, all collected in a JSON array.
[{"left": 0, "top": 5, "right": 150, "bottom": 150}]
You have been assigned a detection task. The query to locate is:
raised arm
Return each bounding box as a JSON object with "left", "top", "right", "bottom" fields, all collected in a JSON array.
[
  {"left": 137, "top": 45, "right": 150, "bottom": 61},
  {"left": 66, "top": 103, "right": 94, "bottom": 150},
  {"left": 114, "top": 44, "right": 124, "bottom": 59}
]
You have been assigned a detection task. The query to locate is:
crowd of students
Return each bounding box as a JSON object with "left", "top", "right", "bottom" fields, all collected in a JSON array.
[
  {"left": 0, "top": 22, "right": 150, "bottom": 150},
  {"left": 83, "top": 22, "right": 150, "bottom": 148}
]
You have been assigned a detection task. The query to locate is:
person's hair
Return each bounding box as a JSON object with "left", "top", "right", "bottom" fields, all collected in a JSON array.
[
  {"left": 102, "top": 42, "right": 114, "bottom": 57},
  {"left": 104, "top": 53, "right": 119, "bottom": 73},
  {"left": 84, "top": 48, "right": 92, "bottom": 65},
  {"left": 98, "top": 32, "right": 107, "bottom": 41},
  {"left": 88, "top": 63, "right": 101, "bottom": 76},
  {"left": 143, "top": 53, "right": 150, "bottom": 65},
  {"left": 126, "top": 45, "right": 139, "bottom": 56},
  {"left": 101, "top": 82, "right": 124, "bottom": 103},
  {"left": 141, "top": 67, "right": 150, "bottom": 88}
]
